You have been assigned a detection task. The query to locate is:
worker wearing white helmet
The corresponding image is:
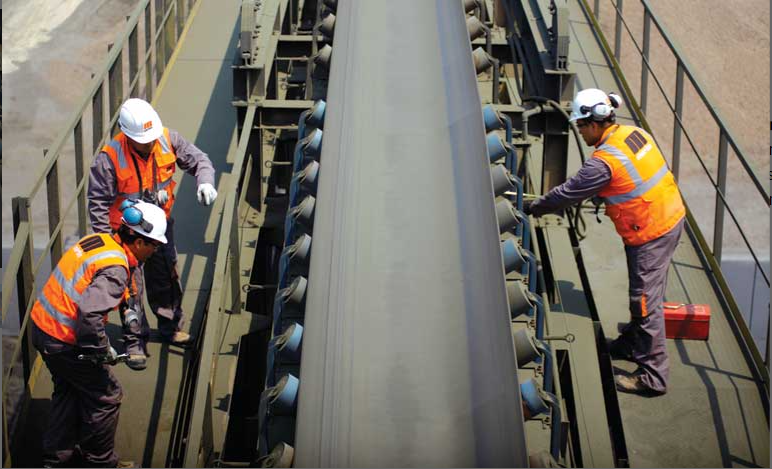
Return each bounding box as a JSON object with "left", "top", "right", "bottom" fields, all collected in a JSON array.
[
  {"left": 525, "top": 88, "right": 686, "bottom": 396},
  {"left": 88, "top": 98, "right": 218, "bottom": 369},
  {"left": 30, "top": 201, "right": 166, "bottom": 467}
]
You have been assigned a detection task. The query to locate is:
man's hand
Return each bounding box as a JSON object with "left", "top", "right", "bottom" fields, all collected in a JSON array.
[
  {"left": 522, "top": 199, "right": 534, "bottom": 216},
  {"left": 157, "top": 189, "right": 169, "bottom": 205},
  {"left": 197, "top": 183, "right": 218, "bottom": 206}
]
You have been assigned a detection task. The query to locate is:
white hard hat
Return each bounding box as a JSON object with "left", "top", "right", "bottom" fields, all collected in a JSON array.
[
  {"left": 120, "top": 200, "right": 168, "bottom": 244},
  {"left": 119, "top": 98, "right": 163, "bottom": 144},
  {"left": 569, "top": 88, "right": 622, "bottom": 122}
]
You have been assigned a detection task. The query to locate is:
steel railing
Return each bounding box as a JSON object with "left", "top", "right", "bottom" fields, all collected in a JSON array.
[
  {"left": 581, "top": 0, "right": 770, "bottom": 388},
  {"left": 182, "top": 105, "right": 255, "bottom": 468},
  {"left": 1, "top": 0, "right": 198, "bottom": 465}
]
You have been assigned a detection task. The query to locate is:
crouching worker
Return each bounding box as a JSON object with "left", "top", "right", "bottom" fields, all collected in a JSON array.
[{"left": 30, "top": 201, "right": 167, "bottom": 467}]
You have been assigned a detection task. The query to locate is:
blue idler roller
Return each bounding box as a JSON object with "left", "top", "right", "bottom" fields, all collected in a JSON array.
[
  {"left": 491, "top": 164, "right": 516, "bottom": 197},
  {"left": 318, "top": 10, "right": 335, "bottom": 38},
  {"left": 501, "top": 238, "right": 526, "bottom": 274},
  {"left": 495, "top": 199, "right": 521, "bottom": 233},
  {"left": 293, "top": 129, "right": 323, "bottom": 172},
  {"left": 298, "top": 100, "right": 327, "bottom": 139},
  {"left": 507, "top": 280, "right": 534, "bottom": 319},
  {"left": 513, "top": 328, "right": 540, "bottom": 368},
  {"left": 266, "top": 323, "right": 305, "bottom": 387},
  {"left": 283, "top": 195, "right": 315, "bottom": 246},
  {"left": 289, "top": 161, "right": 320, "bottom": 209},
  {"left": 267, "top": 374, "right": 300, "bottom": 415},
  {"left": 486, "top": 131, "right": 510, "bottom": 163},
  {"left": 520, "top": 378, "right": 549, "bottom": 418}
]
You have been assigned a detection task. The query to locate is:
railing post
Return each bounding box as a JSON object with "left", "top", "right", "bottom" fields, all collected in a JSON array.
[
  {"left": 145, "top": 3, "right": 154, "bottom": 102},
  {"left": 129, "top": 22, "right": 139, "bottom": 98},
  {"left": 671, "top": 62, "right": 684, "bottom": 180},
  {"left": 108, "top": 44, "right": 124, "bottom": 136},
  {"left": 177, "top": 0, "right": 185, "bottom": 36},
  {"left": 614, "top": 0, "right": 623, "bottom": 59},
  {"left": 640, "top": 7, "right": 651, "bottom": 115},
  {"left": 12, "top": 197, "right": 36, "bottom": 384},
  {"left": 74, "top": 119, "right": 88, "bottom": 237},
  {"left": 156, "top": 0, "right": 166, "bottom": 77},
  {"left": 43, "top": 150, "right": 63, "bottom": 264},
  {"left": 713, "top": 131, "right": 728, "bottom": 264},
  {"left": 93, "top": 80, "right": 105, "bottom": 153}
]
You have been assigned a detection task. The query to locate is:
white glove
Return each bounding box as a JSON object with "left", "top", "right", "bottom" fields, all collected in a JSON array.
[
  {"left": 157, "top": 189, "right": 169, "bottom": 205},
  {"left": 197, "top": 183, "right": 218, "bottom": 206}
]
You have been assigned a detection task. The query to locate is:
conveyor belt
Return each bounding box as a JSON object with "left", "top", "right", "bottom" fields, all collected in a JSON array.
[{"left": 293, "top": 1, "right": 527, "bottom": 466}]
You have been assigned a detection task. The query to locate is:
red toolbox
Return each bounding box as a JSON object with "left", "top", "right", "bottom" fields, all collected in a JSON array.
[{"left": 663, "top": 302, "right": 711, "bottom": 340}]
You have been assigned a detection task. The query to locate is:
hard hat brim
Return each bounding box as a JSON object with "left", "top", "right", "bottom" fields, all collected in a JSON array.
[
  {"left": 121, "top": 123, "right": 163, "bottom": 144},
  {"left": 125, "top": 223, "right": 168, "bottom": 244}
]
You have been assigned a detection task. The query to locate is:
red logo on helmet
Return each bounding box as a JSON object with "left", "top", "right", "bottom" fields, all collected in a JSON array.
[{"left": 143, "top": 121, "right": 153, "bottom": 131}]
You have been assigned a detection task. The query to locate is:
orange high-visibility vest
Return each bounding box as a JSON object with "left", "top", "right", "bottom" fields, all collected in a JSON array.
[
  {"left": 30, "top": 234, "right": 131, "bottom": 345},
  {"left": 102, "top": 128, "right": 177, "bottom": 230},
  {"left": 594, "top": 125, "right": 685, "bottom": 246}
]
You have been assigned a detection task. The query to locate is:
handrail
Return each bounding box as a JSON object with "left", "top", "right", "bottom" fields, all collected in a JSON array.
[
  {"left": 578, "top": 0, "right": 769, "bottom": 395},
  {"left": 183, "top": 104, "right": 256, "bottom": 468},
  {"left": 602, "top": 0, "right": 769, "bottom": 288},
  {"left": 27, "top": 0, "right": 151, "bottom": 199},
  {"left": 2, "top": 1, "right": 196, "bottom": 466},
  {"left": 638, "top": 0, "right": 767, "bottom": 203}
]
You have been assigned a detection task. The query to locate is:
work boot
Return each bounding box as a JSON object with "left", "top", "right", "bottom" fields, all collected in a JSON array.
[
  {"left": 116, "top": 461, "right": 140, "bottom": 468},
  {"left": 165, "top": 331, "right": 194, "bottom": 347},
  {"left": 615, "top": 373, "right": 665, "bottom": 396},
  {"left": 126, "top": 353, "right": 147, "bottom": 371}
]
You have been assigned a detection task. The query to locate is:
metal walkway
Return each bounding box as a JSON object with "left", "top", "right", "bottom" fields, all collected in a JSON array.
[
  {"left": 16, "top": 0, "right": 242, "bottom": 466},
  {"left": 536, "top": 0, "right": 770, "bottom": 466}
]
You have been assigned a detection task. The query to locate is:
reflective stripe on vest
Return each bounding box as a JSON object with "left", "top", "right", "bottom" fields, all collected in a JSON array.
[
  {"left": 597, "top": 144, "right": 643, "bottom": 189},
  {"left": 31, "top": 234, "right": 130, "bottom": 344},
  {"left": 103, "top": 128, "right": 177, "bottom": 229},
  {"left": 603, "top": 163, "right": 669, "bottom": 205},
  {"left": 107, "top": 139, "right": 128, "bottom": 170},
  {"left": 51, "top": 250, "right": 128, "bottom": 303},
  {"left": 598, "top": 142, "right": 671, "bottom": 205},
  {"left": 37, "top": 294, "right": 77, "bottom": 329},
  {"left": 594, "top": 125, "right": 685, "bottom": 246}
]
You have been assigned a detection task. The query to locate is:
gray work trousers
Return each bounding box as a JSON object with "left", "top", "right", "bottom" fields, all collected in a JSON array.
[
  {"left": 121, "top": 217, "right": 185, "bottom": 353},
  {"left": 32, "top": 324, "right": 123, "bottom": 467},
  {"left": 619, "top": 217, "right": 684, "bottom": 393}
]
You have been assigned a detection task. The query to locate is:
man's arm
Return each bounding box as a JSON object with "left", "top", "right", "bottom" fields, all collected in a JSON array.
[
  {"left": 75, "top": 265, "right": 129, "bottom": 353},
  {"left": 529, "top": 157, "right": 612, "bottom": 217},
  {"left": 170, "top": 129, "right": 215, "bottom": 186},
  {"left": 87, "top": 153, "right": 118, "bottom": 233}
]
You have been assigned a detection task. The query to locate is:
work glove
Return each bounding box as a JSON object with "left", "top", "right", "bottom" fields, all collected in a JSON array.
[
  {"left": 197, "top": 183, "right": 218, "bottom": 206},
  {"left": 124, "top": 307, "right": 142, "bottom": 336},
  {"left": 157, "top": 189, "right": 169, "bottom": 205},
  {"left": 522, "top": 199, "right": 534, "bottom": 216}
]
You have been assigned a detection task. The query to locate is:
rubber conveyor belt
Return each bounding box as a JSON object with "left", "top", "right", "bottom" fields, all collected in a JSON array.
[{"left": 293, "top": 1, "right": 528, "bottom": 466}]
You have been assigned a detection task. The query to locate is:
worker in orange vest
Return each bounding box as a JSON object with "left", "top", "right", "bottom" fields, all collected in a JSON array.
[
  {"left": 88, "top": 98, "right": 218, "bottom": 369},
  {"left": 31, "top": 201, "right": 167, "bottom": 467},
  {"left": 524, "top": 88, "right": 685, "bottom": 396}
]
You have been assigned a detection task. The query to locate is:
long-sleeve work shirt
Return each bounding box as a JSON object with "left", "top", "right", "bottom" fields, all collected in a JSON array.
[
  {"left": 87, "top": 129, "right": 215, "bottom": 233},
  {"left": 529, "top": 157, "right": 612, "bottom": 217}
]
